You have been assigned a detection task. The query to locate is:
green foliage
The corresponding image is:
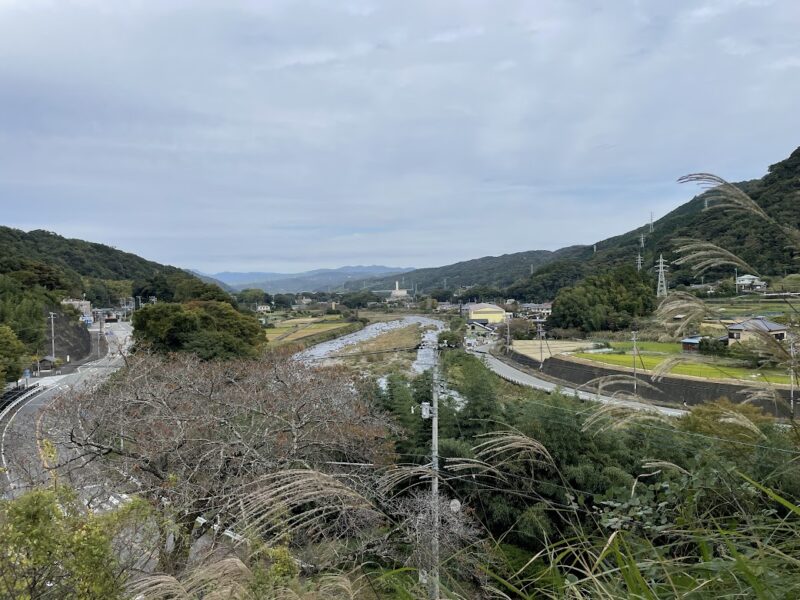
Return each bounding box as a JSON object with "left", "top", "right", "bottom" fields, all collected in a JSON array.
[
  {"left": 0, "top": 325, "right": 26, "bottom": 382},
  {"left": 340, "top": 290, "right": 380, "bottom": 308},
  {"left": 132, "top": 300, "right": 263, "bottom": 359},
  {"left": 236, "top": 288, "right": 272, "bottom": 306},
  {"left": 505, "top": 259, "right": 588, "bottom": 302},
  {"left": 0, "top": 487, "right": 125, "bottom": 599},
  {"left": 550, "top": 266, "right": 656, "bottom": 332},
  {"left": 343, "top": 247, "right": 585, "bottom": 293}
]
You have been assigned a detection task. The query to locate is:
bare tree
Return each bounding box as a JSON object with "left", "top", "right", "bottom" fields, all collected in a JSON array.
[{"left": 47, "top": 352, "right": 395, "bottom": 573}]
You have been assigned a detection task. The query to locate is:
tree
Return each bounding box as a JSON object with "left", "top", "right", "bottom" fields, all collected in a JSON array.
[
  {"left": 236, "top": 288, "right": 271, "bottom": 307},
  {"left": 0, "top": 487, "right": 138, "bottom": 599},
  {"left": 550, "top": 266, "right": 655, "bottom": 332},
  {"left": 132, "top": 301, "right": 263, "bottom": 358},
  {"left": 50, "top": 353, "right": 393, "bottom": 574},
  {"left": 0, "top": 325, "right": 25, "bottom": 382}
]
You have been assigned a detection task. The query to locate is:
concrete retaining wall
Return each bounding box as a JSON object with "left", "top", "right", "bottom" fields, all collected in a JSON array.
[{"left": 508, "top": 350, "right": 792, "bottom": 417}]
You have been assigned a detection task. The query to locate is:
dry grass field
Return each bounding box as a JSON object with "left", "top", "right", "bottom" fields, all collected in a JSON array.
[
  {"left": 337, "top": 324, "right": 425, "bottom": 377},
  {"left": 512, "top": 340, "right": 594, "bottom": 361}
]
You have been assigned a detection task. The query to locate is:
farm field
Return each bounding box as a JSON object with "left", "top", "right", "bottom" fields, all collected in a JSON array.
[
  {"left": 265, "top": 317, "right": 353, "bottom": 344},
  {"left": 604, "top": 341, "right": 682, "bottom": 354},
  {"left": 572, "top": 352, "right": 790, "bottom": 385},
  {"left": 512, "top": 340, "right": 594, "bottom": 361}
]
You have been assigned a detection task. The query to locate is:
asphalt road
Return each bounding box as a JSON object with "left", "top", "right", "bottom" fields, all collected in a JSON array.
[
  {"left": 0, "top": 321, "right": 133, "bottom": 496},
  {"left": 470, "top": 344, "right": 686, "bottom": 418}
]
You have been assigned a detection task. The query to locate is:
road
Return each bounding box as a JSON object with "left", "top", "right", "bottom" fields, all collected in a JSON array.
[
  {"left": 0, "top": 321, "right": 133, "bottom": 497},
  {"left": 470, "top": 344, "right": 686, "bottom": 418}
]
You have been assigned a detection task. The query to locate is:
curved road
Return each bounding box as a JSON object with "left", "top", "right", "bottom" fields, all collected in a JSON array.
[{"left": 0, "top": 322, "right": 133, "bottom": 496}]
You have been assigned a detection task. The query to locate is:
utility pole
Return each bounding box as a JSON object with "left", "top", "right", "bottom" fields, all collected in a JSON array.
[
  {"left": 48, "top": 312, "right": 56, "bottom": 360},
  {"left": 656, "top": 254, "right": 669, "bottom": 298},
  {"left": 632, "top": 330, "right": 638, "bottom": 396},
  {"left": 430, "top": 350, "right": 440, "bottom": 600},
  {"left": 735, "top": 268, "right": 738, "bottom": 295},
  {"left": 538, "top": 322, "right": 545, "bottom": 370},
  {"left": 420, "top": 347, "right": 440, "bottom": 599},
  {"left": 791, "top": 339, "right": 796, "bottom": 419},
  {"left": 506, "top": 317, "right": 511, "bottom": 354}
]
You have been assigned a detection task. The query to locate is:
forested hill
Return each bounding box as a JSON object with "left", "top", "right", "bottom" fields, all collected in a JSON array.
[
  {"left": 585, "top": 145, "right": 800, "bottom": 285},
  {"left": 342, "top": 246, "right": 586, "bottom": 292},
  {"left": 0, "top": 227, "right": 193, "bottom": 291},
  {"left": 348, "top": 145, "right": 800, "bottom": 301},
  {"left": 0, "top": 227, "right": 234, "bottom": 380}
]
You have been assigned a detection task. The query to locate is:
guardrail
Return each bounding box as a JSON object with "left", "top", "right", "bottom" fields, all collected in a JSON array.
[{"left": 0, "top": 384, "right": 43, "bottom": 422}]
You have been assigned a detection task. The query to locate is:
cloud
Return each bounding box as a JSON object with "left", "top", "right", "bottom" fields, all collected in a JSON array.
[{"left": 0, "top": 0, "right": 798, "bottom": 272}]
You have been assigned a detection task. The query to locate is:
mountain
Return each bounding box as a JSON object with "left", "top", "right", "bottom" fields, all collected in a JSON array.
[
  {"left": 187, "top": 270, "right": 235, "bottom": 292},
  {"left": 0, "top": 226, "right": 225, "bottom": 373},
  {"left": 343, "top": 247, "right": 587, "bottom": 293},
  {"left": 212, "top": 265, "right": 414, "bottom": 293},
  {"left": 583, "top": 145, "right": 800, "bottom": 284},
  {"left": 346, "top": 145, "right": 800, "bottom": 301}
]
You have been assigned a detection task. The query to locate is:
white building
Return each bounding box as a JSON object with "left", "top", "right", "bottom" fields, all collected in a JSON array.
[
  {"left": 390, "top": 281, "right": 409, "bottom": 299},
  {"left": 736, "top": 274, "right": 767, "bottom": 291}
]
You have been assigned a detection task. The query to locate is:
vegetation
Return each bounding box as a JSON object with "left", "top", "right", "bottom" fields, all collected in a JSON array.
[
  {"left": 0, "top": 487, "right": 148, "bottom": 599},
  {"left": 132, "top": 300, "right": 263, "bottom": 359},
  {"left": 549, "top": 266, "right": 656, "bottom": 333},
  {"left": 343, "top": 247, "right": 585, "bottom": 293}
]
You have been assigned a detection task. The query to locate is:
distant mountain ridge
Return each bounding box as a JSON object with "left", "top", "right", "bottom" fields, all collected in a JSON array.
[
  {"left": 206, "top": 265, "right": 414, "bottom": 293},
  {"left": 345, "top": 145, "right": 800, "bottom": 300},
  {"left": 342, "top": 248, "right": 586, "bottom": 293}
]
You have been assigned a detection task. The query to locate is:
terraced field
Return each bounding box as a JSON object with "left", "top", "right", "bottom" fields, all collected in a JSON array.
[{"left": 265, "top": 317, "right": 353, "bottom": 345}]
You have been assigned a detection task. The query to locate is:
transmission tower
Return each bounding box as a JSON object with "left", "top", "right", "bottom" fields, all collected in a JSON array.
[
  {"left": 649, "top": 212, "right": 654, "bottom": 233},
  {"left": 636, "top": 253, "right": 643, "bottom": 272},
  {"left": 640, "top": 233, "right": 645, "bottom": 248},
  {"left": 656, "top": 254, "right": 669, "bottom": 298}
]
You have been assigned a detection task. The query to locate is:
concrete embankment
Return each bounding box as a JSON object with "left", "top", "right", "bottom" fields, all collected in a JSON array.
[{"left": 506, "top": 350, "right": 792, "bottom": 417}]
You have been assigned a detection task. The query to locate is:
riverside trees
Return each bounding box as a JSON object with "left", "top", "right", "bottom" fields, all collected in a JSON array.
[{"left": 49, "top": 352, "right": 394, "bottom": 574}]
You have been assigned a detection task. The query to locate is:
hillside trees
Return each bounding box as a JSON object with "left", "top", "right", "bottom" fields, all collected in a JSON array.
[
  {"left": 0, "top": 326, "right": 25, "bottom": 382},
  {"left": 132, "top": 300, "right": 263, "bottom": 359},
  {"left": 504, "top": 259, "right": 587, "bottom": 302},
  {"left": 549, "top": 266, "right": 655, "bottom": 332}
]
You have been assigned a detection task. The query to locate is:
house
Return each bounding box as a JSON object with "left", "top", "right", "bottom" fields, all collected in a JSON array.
[
  {"left": 736, "top": 274, "right": 768, "bottom": 291},
  {"left": 727, "top": 317, "right": 787, "bottom": 344},
  {"left": 519, "top": 302, "right": 553, "bottom": 320},
  {"left": 462, "top": 302, "right": 507, "bottom": 324},
  {"left": 255, "top": 304, "right": 272, "bottom": 313},
  {"left": 681, "top": 335, "right": 704, "bottom": 352},
  {"left": 38, "top": 355, "right": 57, "bottom": 371}
]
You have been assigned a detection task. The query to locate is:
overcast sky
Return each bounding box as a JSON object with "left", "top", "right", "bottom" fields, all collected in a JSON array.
[{"left": 1, "top": 0, "right": 799, "bottom": 273}]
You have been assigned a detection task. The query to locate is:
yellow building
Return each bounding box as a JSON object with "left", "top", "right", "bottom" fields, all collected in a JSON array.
[{"left": 464, "top": 303, "right": 507, "bottom": 324}]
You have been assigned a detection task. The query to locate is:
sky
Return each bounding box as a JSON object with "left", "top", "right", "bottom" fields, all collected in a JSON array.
[{"left": 1, "top": 0, "right": 799, "bottom": 274}]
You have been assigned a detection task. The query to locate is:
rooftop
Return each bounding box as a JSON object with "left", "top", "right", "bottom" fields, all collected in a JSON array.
[{"left": 727, "top": 317, "right": 786, "bottom": 332}]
